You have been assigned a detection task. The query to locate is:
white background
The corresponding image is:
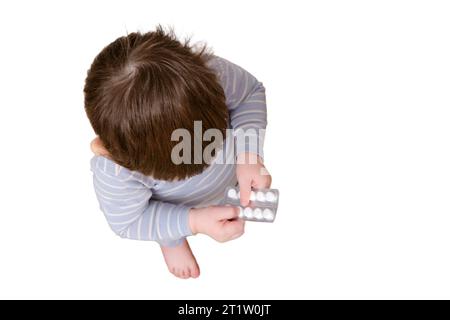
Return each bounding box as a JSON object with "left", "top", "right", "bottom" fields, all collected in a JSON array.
[{"left": 0, "top": 0, "right": 449, "bottom": 299}]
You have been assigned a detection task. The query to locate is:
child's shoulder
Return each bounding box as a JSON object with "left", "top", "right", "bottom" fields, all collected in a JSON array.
[
  {"left": 90, "top": 156, "right": 155, "bottom": 187},
  {"left": 207, "top": 55, "right": 239, "bottom": 76},
  {"left": 207, "top": 55, "right": 249, "bottom": 94}
]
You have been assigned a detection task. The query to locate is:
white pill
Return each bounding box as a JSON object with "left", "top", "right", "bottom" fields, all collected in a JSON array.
[
  {"left": 227, "top": 188, "right": 238, "bottom": 199},
  {"left": 253, "top": 208, "right": 263, "bottom": 220},
  {"left": 243, "top": 207, "right": 253, "bottom": 218},
  {"left": 238, "top": 207, "right": 244, "bottom": 218},
  {"left": 265, "top": 191, "right": 277, "bottom": 202},
  {"left": 249, "top": 191, "right": 256, "bottom": 201},
  {"left": 263, "top": 208, "right": 274, "bottom": 221},
  {"left": 256, "top": 191, "right": 265, "bottom": 202}
]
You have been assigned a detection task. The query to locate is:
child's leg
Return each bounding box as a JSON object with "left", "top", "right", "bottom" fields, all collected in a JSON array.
[{"left": 160, "top": 238, "right": 200, "bottom": 279}]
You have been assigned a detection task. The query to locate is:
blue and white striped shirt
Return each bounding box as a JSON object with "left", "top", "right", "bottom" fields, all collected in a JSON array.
[{"left": 90, "top": 56, "right": 267, "bottom": 246}]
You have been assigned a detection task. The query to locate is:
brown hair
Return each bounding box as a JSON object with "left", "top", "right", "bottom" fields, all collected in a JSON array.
[{"left": 84, "top": 26, "right": 228, "bottom": 181}]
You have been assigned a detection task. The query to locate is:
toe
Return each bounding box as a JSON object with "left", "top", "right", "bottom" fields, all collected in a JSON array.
[
  {"left": 191, "top": 268, "right": 200, "bottom": 278},
  {"left": 174, "top": 268, "right": 183, "bottom": 279},
  {"left": 190, "top": 264, "right": 200, "bottom": 278}
]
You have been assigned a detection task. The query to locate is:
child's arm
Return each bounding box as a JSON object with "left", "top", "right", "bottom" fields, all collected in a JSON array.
[
  {"left": 211, "top": 57, "right": 272, "bottom": 205},
  {"left": 91, "top": 156, "right": 244, "bottom": 246},
  {"left": 91, "top": 156, "right": 190, "bottom": 247},
  {"left": 211, "top": 56, "right": 267, "bottom": 158}
]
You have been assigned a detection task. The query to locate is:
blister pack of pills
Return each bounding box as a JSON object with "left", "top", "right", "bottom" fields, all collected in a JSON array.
[{"left": 224, "top": 187, "right": 279, "bottom": 222}]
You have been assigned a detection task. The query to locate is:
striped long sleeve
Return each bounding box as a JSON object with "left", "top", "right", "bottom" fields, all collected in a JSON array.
[
  {"left": 210, "top": 57, "right": 268, "bottom": 158},
  {"left": 91, "top": 156, "right": 192, "bottom": 246}
]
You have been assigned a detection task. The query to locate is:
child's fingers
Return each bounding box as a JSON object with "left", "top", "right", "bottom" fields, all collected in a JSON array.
[
  {"left": 238, "top": 178, "right": 252, "bottom": 206},
  {"left": 218, "top": 206, "right": 239, "bottom": 220},
  {"left": 225, "top": 218, "right": 245, "bottom": 238},
  {"left": 252, "top": 173, "right": 272, "bottom": 189}
]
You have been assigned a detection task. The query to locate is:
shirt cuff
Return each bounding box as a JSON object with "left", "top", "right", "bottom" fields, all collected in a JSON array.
[
  {"left": 154, "top": 204, "right": 193, "bottom": 246},
  {"left": 158, "top": 238, "right": 186, "bottom": 247},
  {"left": 177, "top": 205, "right": 193, "bottom": 237},
  {"left": 234, "top": 132, "right": 265, "bottom": 159}
]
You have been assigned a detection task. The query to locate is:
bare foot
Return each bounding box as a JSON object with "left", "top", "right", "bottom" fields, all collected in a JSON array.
[{"left": 160, "top": 239, "right": 200, "bottom": 279}]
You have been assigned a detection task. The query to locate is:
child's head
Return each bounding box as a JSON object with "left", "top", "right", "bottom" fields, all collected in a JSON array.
[{"left": 84, "top": 27, "right": 228, "bottom": 181}]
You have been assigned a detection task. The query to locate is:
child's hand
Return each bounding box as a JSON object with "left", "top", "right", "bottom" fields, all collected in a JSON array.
[
  {"left": 189, "top": 206, "right": 245, "bottom": 242},
  {"left": 236, "top": 152, "right": 272, "bottom": 206}
]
